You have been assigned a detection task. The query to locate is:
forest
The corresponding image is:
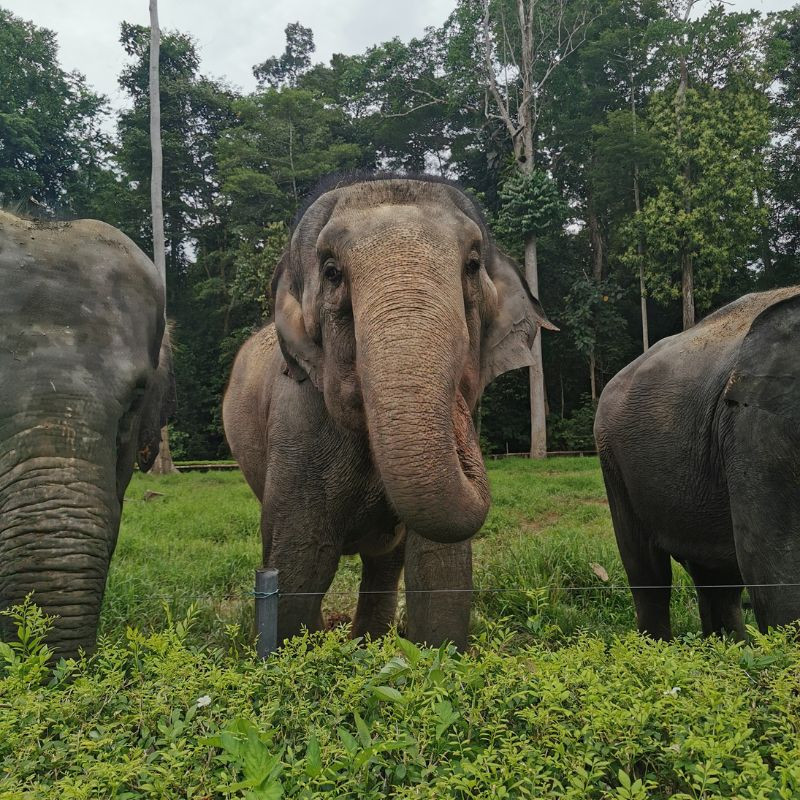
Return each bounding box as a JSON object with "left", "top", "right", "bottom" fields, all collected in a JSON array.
[{"left": 2, "top": 0, "right": 799, "bottom": 458}]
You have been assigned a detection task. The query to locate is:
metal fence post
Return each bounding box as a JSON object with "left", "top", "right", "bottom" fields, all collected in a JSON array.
[{"left": 254, "top": 568, "right": 278, "bottom": 658}]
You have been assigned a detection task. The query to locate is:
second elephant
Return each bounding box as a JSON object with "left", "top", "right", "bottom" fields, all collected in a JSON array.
[{"left": 223, "top": 175, "right": 555, "bottom": 648}]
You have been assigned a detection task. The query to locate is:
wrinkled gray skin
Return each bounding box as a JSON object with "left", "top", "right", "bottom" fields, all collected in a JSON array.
[
  {"left": 223, "top": 178, "right": 554, "bottom": 649},
  {"left": 595, "top": 287, "right": 800, "bottom": 640},
  {"left": 0, "top": 211, "right": 175, "bottom": 658}
]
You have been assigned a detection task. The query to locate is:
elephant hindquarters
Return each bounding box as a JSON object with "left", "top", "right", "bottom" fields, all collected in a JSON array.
[{"left": 725, "top": 407, "right": 800, "bottom": 631}]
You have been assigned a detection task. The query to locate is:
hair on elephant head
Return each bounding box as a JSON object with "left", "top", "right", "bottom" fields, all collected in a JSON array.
[
  {"left": 271, "top": 174, "right": 555, "bottom": 543},
  {"left": 0, "top": 211, "right": 175, "bottom": 658}
]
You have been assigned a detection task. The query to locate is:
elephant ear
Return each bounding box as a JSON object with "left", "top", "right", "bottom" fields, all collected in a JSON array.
[
  {"left": 480, "top": 249, "right": 558, "bottom": 392},
  {"left": 137, "top": 325, "right": 177, "bottom": 472},
  {"left": 723, "top": 293, "right": 800, "bottom": 425},
  {"left": 272, "top": 249, "right": 324, "bottom": 389}
]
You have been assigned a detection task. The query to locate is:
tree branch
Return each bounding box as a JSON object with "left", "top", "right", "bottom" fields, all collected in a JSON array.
[
  {"left": 381, "top": 99, "right": 445, "bottom": 118},
  {"left": 482, "top": 0, "right": 517, "bottom": 141}
]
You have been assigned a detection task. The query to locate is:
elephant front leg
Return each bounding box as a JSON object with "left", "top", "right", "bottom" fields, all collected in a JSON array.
[
  {"left": 351, "top": 537, "right": 405, "bottom": 640},
  {"left": 404, "top": 531, "right": 472, "bottom": 650},
  {"left": 262, "top": 505, "right": 341, "bottom": 645},
  {"left": 270, "top": 537, "right": 341, "bottom": 644}
]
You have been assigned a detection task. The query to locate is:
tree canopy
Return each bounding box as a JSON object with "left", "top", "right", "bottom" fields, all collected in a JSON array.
[{"left": 1, "top": 2, "right": 798, "bottom": 457}]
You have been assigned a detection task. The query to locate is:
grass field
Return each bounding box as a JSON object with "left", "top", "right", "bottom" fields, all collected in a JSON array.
[{"left": 101, "top": 457, "right": 725, "bottom": 650}]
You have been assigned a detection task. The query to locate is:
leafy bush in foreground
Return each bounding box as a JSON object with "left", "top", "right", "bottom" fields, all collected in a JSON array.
[{"left": 2, "top": 602, "right": 800, "bottom": 799}]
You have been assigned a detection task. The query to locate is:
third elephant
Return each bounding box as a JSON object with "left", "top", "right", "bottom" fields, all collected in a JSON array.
[{"left": 595, "top": 286, "right": 800, "bottom": 640}]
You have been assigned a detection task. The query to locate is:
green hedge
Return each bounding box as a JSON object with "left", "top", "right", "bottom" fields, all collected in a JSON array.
[{"left": 2, "top": 602, "right": 800, "bottom": 799}]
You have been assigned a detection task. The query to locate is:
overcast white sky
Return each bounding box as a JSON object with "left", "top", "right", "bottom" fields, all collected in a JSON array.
[{"left": 4, "top": 0, "right": 797, "bottom": 112}]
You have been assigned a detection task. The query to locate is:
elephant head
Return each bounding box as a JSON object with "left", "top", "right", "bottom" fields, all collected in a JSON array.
[
  {"left": 0, "top": 212, "right": 175, "bottom": 657},
  {"left": 273, "top": 177, "right": 555, "bottom": 543}
]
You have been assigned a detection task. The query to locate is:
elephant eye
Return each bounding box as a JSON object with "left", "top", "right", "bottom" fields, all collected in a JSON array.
[
  {"left": 465, "top": 252, "right": 481, "bottom": 275},
  {"left": 323, "top": 258, "right": 342, "bottom": 285}
]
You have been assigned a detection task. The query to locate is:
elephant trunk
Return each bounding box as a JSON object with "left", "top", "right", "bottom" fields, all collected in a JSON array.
[
  {"left": 351, "top": 238, "right": 490, "bottom": 543},
  {"left": 0, "top": 432, "right": 120, "bottom": 658}
]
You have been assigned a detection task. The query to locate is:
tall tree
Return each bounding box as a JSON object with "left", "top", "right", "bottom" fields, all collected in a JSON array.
[
  {"left": 147, "top": 0, "right": 177, "bottom": 474},
  {"left": 766, "top": 7, "right": 800, "bottom": 285},
  {"left": 149, "top": 2, "right": 166, "bottom": 289},
  {"left": 253, "top": 22, "right": 315, "bottom": 88},
  {"left": 479, "top": 0, "right": 594, "bottom": 456},
  {"left": 637, "top": 4, "right": 770, "bottom": 319},
  {"left": 580, "top": 0, "right": 666, "bottom": 352},
  {"left": 592, "top": 108, "right": 662, "bottom": 347},
  {"left": 669, "top": 0, "right": 698, "bottom": 329}
]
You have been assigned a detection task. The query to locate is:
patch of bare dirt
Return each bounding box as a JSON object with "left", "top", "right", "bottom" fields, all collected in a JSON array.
[
  {"left": 520, "top": 510, "right": 561, "bottom": 534},
  {"left": 324, "top": 611, "right": 352, "bottom": 630}
]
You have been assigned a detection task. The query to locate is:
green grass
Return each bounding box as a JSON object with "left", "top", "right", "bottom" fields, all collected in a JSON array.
[
  {"left": 3, "top": 458, "right": 795, "bottom": 798},
  {"left": 101, "top": 472, "right": 261, "bottom": 647},
  {"left": 101, "top": 457, "right": 731, "bottom": 650}
]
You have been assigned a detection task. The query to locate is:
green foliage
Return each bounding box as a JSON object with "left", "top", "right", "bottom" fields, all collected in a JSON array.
[
  {"left": 766, "top": 7, "right": 800, "bottom": 284},
  {"left": 591, "top": 110, "right": 663, "bottom": 218},
  {"left": 227, "top": 223, "right": 288, "bottom": 320},
  {"left": 561, "top": 273, "right": 627, "bottom": 360},
  {"left": 115, "top": 23, "right": 237, "bottom": 267},
  {"left": 3, "top": 1, "right": 799, "bottom": 459},
  {"left": 218, "top": 88, "right": 365, "bottom": 223},
  {"left": 203, "top": 718, "right": 284, "bottom": 798},
  {"left": 548, "top": 399, "right": 598, "bottom": 452},
  {"left": 6, "top": 464, "right": 800, "bottom": 796},
  {"left": 635, "top": 83, "right": 770, "bottom": 311},
  {"left": 480, "top": 370, "right": 531, "bottom": 454},
  {"left": 100, "top": 472, "right": 261, "bottom": 649},
  {"left": 4, "top": 596, "right": 800, "bottom": 797},
  {"left": 496, "top": 171, "right": 568, "bottom": 244},
  {"left": 0, "top": 596, "right": 56, "bottom": 687},
  {"left": 254, "top": 22, "right": 316, "bottom": 89},
  {"left": 0, "top": 8, "right": 107, "bottom": 211}
]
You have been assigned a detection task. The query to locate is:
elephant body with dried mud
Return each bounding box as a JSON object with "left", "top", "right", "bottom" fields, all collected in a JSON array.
[
  {"left": 0, "top": 212, "right": 175, "bottom": 657},
  {"left": 223, "top": 175, "right": 554, "bottom": 648},
  {"left": 595, "top": 287, "right": 800, "bottom": 640}
]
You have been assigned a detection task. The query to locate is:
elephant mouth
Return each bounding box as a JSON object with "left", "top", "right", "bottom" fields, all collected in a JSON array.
[{"left": 452, "top": 391, "right": 485, "bottom": 486}]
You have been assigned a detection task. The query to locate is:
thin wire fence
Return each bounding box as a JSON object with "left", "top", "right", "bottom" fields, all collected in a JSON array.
[
  {"left": 113, "top": 576, "right": 800, "bottom": 657},
  {"left": 138, "top": 581, "right": 800, "bottom": 603}
]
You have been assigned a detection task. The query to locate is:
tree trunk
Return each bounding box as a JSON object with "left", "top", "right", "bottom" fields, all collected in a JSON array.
[
  {"left": 587, "top": 192, "right": 604, "bottom": 283},
  {"left": 675, "top": 6, "right": 695, "bottom": 331},
  {"left": 150, "top": 425, "right": 178, "bottom": 475},
  {"left": 525, "top": 234, "right": 547, "bottom": 459},
  {"left": 638, "top": 258, "right": 649, "bottom": 350},
  {"left": 587, "top": 188, "right": 603, "bottom": 397},
  {"left": 631, "top": 74, "right": 649, "bottom": 351},
  {"left": 634, "top": 167, "right": 649, "bottom": 350},
  {"left": 149, "top": 2, "right": 165, "bottom": 287},
  {"left": 756, "top": 188, "right": 772, "bottom": 276},
  {"left": 479, "top": 0, "right": 592, "bottom": 461},
  {"left": 682, "top": 250, "right": 695, "bottom": 330},
  {"left": 148, "top": 0, "right": 177, "bottom": 474}
]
